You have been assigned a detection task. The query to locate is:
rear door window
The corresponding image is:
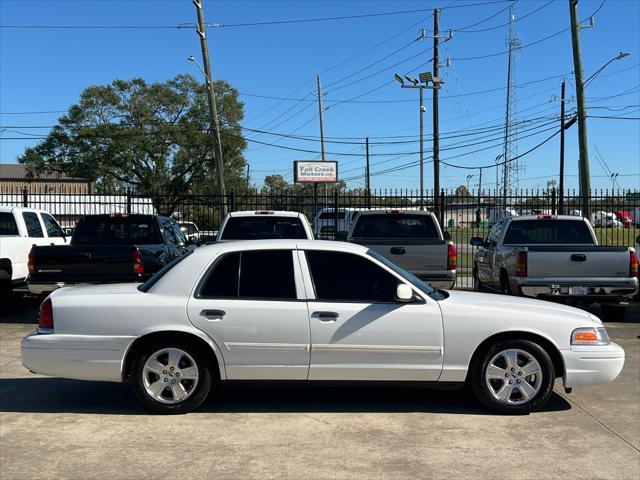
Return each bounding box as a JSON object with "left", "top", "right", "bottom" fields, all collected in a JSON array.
[
  {"left": 199, "top": 250, "right": 296, "bottom": 300},
  {"left": 220, "top": 216, "right": 307, "bottom": 240},
  {"left": 22, "top": 212, "right": 44, "bottom": 238},
  {"left": 0, "top": 213, "right": 19, "bottom": 235},
  {"left": 41, "top": 213, "right": 65, "bottom": 238},
  {"left": 352, "top": 214, "right": 439, "bottom": 239}
]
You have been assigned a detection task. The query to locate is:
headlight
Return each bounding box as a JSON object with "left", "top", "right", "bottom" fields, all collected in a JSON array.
[{"left": 571, "top": 327, "right": 610, "bottom": 346}]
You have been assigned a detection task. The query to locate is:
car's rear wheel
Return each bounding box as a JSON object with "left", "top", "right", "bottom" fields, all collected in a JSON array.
[
  {"left": 132, "top": 342, "right": 212, "bottom": 414},
  {"left": 470, "top": 339, "right": 555, "bottom": 414},
  {"left": 473, "top": 267, "right": 486, "bottom": 292}
]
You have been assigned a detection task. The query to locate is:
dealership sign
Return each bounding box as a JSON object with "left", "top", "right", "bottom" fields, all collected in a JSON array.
[{"left": 293, "top": 161, "right": 338, "bottom": 183}]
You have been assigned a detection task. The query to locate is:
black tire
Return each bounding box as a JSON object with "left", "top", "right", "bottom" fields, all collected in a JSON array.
[
  {"left": 473, "top": 267, "right": 486, "bottom": 292},
  {"left": 0, "top": 279, "right": 11, "bottom": 298},
  {"left": 131, "top": 340, "right": 213, "bottom": 414},
  {"left": 470, "top": 339, "right": 555, "bottom": 415},
  {"left": 600, "top": 304, "right": 627, "bottom": 322},
  {"left": 500, "top": 271, "right": 513, "bottom": 295}
]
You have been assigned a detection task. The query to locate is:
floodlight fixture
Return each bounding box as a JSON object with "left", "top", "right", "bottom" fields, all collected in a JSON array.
[
  {"left": 404, "top": 75, "right": 419, "bottom": 86},
  {"left": 394, "top": 73, "right": 404, "bottom": 86}
]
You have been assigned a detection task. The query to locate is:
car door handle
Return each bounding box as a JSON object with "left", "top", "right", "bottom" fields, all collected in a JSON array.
[
  {"left": 312, "top": 311, "right": 339, "bottom": 321},
  {"left": 390, "top": 247, "right": 405, "bottom": 255},
  {"left": 570, "top": 254, "right": 587, "bottom": 262},
  {"left": 200, "top": 309, "right": 226, "bottom": 319}
]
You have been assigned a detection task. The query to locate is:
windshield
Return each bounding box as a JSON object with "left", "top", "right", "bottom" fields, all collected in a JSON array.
[
  {"left": 503, "top": 220, "right": 595, "bottom": 245},
  {"left": 353, "top": 213, "right": 439, "bottom": 239},
  {"left": 367, "top": 249, "right": 436, "bottom": 297},
  {"left": 221, "top": 216, "right": 307, "bottom": 240}
]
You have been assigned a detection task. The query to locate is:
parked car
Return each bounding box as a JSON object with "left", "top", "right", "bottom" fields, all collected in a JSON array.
[
  {"left": 22, "top": 239, "right": 624, "bottom": 415},
  {"left": 470, "top": 215, "right": 638, "bottom": 320},
  {"left": 0, "top": 206, "right": 68, "bottom": 295},
  {"left": 591, "top": 211, "right": 622, "bottom": 228},
  {"left": 216, "top": 210, "right": 314, "bottom": 241},
  {"left": 347, "top": 209, "right": 456, "bottom": 289},
  {"left": 614, "top": 211, "right": 633, "bottom": 228},
  {"left": 27, "top": 214, "right": 194, "bottom": 295},
  {"left": 179, "top": 221, "right": 201, "bottom": 242},
  {"left": 313, "top": 207, "right": 358, "bottom": 240},
  {"left": 487, "top": 207, "right": 518, "bottom": 225}
]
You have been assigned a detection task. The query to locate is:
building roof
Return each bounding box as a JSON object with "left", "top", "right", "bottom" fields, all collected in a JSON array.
[{"left": 0, "top": 164, "right": 89, "bottom": 182}]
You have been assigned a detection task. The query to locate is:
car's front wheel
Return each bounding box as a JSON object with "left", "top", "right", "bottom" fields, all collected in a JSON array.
[
  {"left": 470, "top": 339, "right": 555, "bottom": 414},
  {"left": 132, "top": 341, "right": 212, "bottom": 414}
]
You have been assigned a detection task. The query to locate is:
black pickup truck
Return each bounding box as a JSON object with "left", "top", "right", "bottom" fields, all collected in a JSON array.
[{"left": 27, "top": 214, "right": 194, "bottom": 294}]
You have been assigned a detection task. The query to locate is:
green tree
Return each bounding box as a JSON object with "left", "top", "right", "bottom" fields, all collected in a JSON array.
[{"left": 19, "top": 74, "right": 247, "bottom": 214}]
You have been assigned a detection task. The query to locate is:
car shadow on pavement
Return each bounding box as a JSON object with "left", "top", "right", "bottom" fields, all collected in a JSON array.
[{"left": 0, "top": 377, "right": 571, "bottom": 416}]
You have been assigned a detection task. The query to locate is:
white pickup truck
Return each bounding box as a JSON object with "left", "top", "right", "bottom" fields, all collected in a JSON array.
[
  {"left": 216, "top": 210, "right": 314, "bottom": 241},
  {"left": 0, "top": 206, "right": 68, "bottom": 294}
]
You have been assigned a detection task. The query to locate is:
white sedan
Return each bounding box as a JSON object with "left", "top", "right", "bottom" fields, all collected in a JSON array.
[{"left": 22, "top": 240, "right": 625, "bottom": 414}]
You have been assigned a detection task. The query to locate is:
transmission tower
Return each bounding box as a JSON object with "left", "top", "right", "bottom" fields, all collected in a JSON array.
[{"left": 502, "top": 2, "right": 523, "bottom": 202}]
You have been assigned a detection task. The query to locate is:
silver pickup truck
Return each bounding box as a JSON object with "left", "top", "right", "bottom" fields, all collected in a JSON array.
[
  {"left": 470, "top": 215, "right": 639, "bottom": 320},
  {"left": 347, "top": 210, "right": 456, "bottom": 288}
]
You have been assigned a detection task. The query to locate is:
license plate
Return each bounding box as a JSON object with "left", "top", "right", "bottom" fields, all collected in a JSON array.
[{"left": 569, "top": 286, "right": 588, "bottom": 295}]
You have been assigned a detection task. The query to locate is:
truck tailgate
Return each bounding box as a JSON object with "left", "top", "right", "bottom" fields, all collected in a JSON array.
[
  {"left": 358, "top": 239, "right": 448, "bottom": 272},
  {"left": 29, "top": 245, "right": 139, "bottom": 284},
  {"left": 527, "top": 246, "right": 631, "bottom": 278}
]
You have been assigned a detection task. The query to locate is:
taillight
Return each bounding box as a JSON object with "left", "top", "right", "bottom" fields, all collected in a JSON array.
[
  {"left": 516, "top": 251, "right": 528, "bottom": 277},
  {"left": 38, "top": 297, "right": 54, "bottom": 331},
  {"left": 133, "top": 248, "right": 145, "bottom": 274},
  {"left": 631, "top": 251, "right": 639, "bottom": 278},
  {"left": 447, "top": 243, "right": 457, "bottom": 271},
  {"left": 28, "top": 248, "right": 35, "bottom": 274}
]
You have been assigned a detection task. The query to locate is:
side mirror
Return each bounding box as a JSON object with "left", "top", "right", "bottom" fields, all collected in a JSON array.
[
  {"left": 636, "top": 235, "right": 640, "bottom": 245},
  {"left": 470, "top": 236, "right": 483, "bottom": 247},
  {"left": 395, "top": 284, "right": 413, "bottom": 302},
  {"left": 443, "top": 231, "right": 451, "bottom": 241}
]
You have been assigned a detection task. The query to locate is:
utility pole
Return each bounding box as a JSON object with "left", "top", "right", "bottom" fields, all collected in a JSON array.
[
  {"left": 433, "top": 8, "right": 440, "bottom": 217},
  {"left": 559, "top": 79, "right": 566, "bottom": 214},
  {"left": 365, "top": 137, "right": 371, "bottom": 208},
  {"left": 316, "top": 75, "right": 327, "bottom": 202},
  {"left": 476, "top": 167, "right": 483, "bottom": 226},
  {"left": 193, "top": 0, "right": 226, "bottom": 217},
  {"left": 419, "top": 87, "right": 425, "bottom": 210},
  {"left": 569, "top": 0, "right": 591, "bottom": 218},
  {"left": 246, "top": 164, "right": 250, "bottom": 190}
]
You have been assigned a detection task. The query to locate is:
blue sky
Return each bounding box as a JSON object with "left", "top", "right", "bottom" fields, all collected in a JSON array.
[{"left": 1, "top": 0, "right": 639, "bottom": 192}]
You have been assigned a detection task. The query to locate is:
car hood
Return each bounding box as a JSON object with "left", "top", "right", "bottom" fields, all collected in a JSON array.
[{"left": 437, "top": 289, "right": 602, "bottom": 326}]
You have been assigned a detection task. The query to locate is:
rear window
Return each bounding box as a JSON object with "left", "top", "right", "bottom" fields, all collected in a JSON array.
[
  {"left": 319, "top": 211, "right": 346, "bottom": 220},
  {"left": 72, "top": 215, "right": 162, "bottom": 245},
  {"left": 352, "top": 214, "right": 439, "bottom": 239},
  {"left": 503, "top": 220, "right": 594, "bottom": 244},
  {"left": 220, "top": 216, "right": 307, "bottom": 240},
  {"left": 0, "top": 212, "right": 19, "bottom": 235}
]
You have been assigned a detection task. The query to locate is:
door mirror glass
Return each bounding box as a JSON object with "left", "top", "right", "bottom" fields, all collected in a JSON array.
[
  {"left": 469, "top": 236, "right": 483, "bottom": 247},
  {"left": 395, "top": 284, "right": 413, "bottom": 302}
]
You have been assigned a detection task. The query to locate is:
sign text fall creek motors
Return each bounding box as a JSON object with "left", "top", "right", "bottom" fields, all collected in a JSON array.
[{"left": 293, "top": 161, "right": 338, "bottom": 183}]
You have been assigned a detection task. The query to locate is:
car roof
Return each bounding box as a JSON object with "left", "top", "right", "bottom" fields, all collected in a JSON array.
[
  {"left": 227, "top": 210, "right": 302, "bottom": 218},
  {"left": 192, "top": 239, "right": 367, "bottom": 255},
  {"left": 0, "top": 205, "right": 50, "bottom": 214},
  {"left": 509, "top": 215, "right": 587, "bottom": 221},
  {"left": 356, "top": 209, "right": 432, "bottom": 215}
]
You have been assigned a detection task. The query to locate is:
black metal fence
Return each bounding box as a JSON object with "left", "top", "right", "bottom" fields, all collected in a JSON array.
[{"left": 3, "top": 187, "right": 639, "bottom": 289}]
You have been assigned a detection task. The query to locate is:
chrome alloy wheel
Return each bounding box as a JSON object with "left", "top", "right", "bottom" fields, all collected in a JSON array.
[
  {"left": 142, "top": 348, "right": 199, "bottom": 404},
  {"left": 485, "top": 348, "right": 542, "bottom": 405}
]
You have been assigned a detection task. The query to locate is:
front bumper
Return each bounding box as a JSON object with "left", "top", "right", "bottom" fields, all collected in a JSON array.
[
  {"left": 562, "top": 342, "right": 625, "bottom": 388},
  {"left": 21, "top": 332, "right": 136, "bottom": 382}
]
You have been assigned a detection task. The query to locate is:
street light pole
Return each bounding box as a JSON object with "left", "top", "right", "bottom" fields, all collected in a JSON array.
[
  {"left": 191, "top": 0, "right": 226, "bottom": 218},
  {"left": 419, "top": 87, "right": 424, "bottom": 209}
]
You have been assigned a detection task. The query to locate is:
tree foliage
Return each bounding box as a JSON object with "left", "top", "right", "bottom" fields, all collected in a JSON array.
[{"left": 19, "top": 74, "right": 248, "bottom": 212}]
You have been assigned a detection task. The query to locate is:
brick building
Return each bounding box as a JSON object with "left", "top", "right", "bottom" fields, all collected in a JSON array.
[{"left": 0, "top": 164, "right": 94, "bottom": 194}]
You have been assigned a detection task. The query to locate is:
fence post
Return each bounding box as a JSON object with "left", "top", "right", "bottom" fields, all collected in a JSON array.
[
  {"left": 22, "top": 187, "right": 28, "bottom": 207},
  {"left": 126, "top": 188, "right": 132, "bottom": 214},
  {"left": 333, "top": 188, "right": 339, "bottom": 240},
  {"left": 229, "top": 188, "right": 236, "bottom": 212},
  {"left": 551, "top": 188, "right": 557, "bottom": 215},
  {"left": 439, "top": 189, "right": 445, "bottom": 227}
]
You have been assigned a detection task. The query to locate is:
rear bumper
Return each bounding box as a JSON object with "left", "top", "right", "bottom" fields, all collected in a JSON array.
[
  {"left": 414, "top": 271, "right": 456, "bottom": 289},
  {"left": 562, "top": 343, "right": 625, "bottom": 388},
  {"left": 516, "top": 278, "right": 638, "bottom": 301},
  {"left": 21, "top": 332, "right": 136, "bottom": 382},
  {"left": 28, "top": 282, "right": 64, "bottom": 295}
]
